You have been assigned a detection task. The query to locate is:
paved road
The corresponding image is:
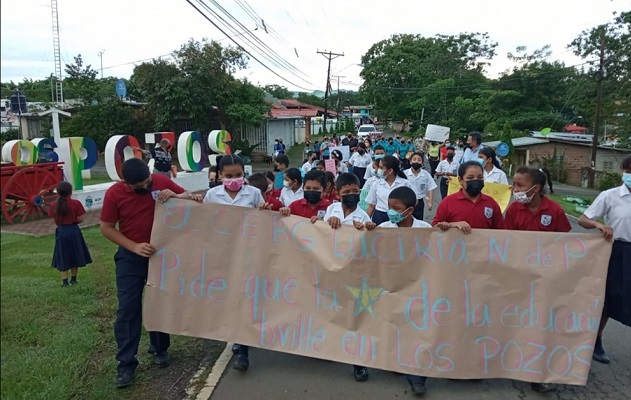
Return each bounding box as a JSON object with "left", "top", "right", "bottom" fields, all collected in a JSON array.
[{"left": 208, "top": 177, "right": 629, "bottom": 400}]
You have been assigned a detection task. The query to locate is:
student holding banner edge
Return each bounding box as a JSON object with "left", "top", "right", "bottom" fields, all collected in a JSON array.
[{"left": 578, "top": 154, "right": 631, "bottom": 365}]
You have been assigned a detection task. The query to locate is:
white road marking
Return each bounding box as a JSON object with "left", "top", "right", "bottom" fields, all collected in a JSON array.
[{"left": 194, "top": 343, "right": 234, "bottom": 400}]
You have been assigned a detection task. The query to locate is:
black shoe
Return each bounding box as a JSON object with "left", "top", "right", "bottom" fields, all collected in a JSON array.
[
  {"left": 61, "top": 283, "right": 69, "bottom": 288},
  {"left": 531, "top": 382, "right": 556, "bottom": 393},
  {"left": 353, "top": 366, "right": 369, "bottom": 382},
  {"left": 70, "top": 278, "right": 78, "bottom": 285},
  {"left": 115, "top": 370, "right": 135, "bottom": 388},
  {"left": 593, "top": 337, "right": 610, "bottom": 364},
  {"left": 154, "top": 352, "right": 171, "bottom": 368},
  {"left": 232, "top": 344, "right": 240, "bottom": 354},
  {"left": 233, "top": 354, "right": 249, "bottom": 371},
  {"left": 410, "top": 382, "right": 427, "bottom": 396}
]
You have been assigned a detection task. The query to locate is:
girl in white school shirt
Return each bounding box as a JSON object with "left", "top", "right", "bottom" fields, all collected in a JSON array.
[
  {"left": 478, "top": 147, "right": 508, "bottom": 185},
  {"left": 366, "top": 155, "right": 411, "bottom": 225},
  {"left": 279, "top": 168, "right": 304, "bottom": 206},
  {"left": 202, "top": 154, "right": 265, "bottom": 372}
]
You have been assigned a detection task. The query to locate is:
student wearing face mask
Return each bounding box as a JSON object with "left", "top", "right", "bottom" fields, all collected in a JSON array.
[
  {"left": 385, "top": 137, "right": 398, "bottom": 156},
  {"left": 432, "top": 161, "right": 503, "bottom": 232},
  {"left": 203, "top": 155, "right": 267, "bottom": 372},
  {"left": 364, "top": 145, "right": 386, "bottom": 181},
  {"left": 279, "top": 170, "right": 331, "bottom": 222},
  {"left": 100, "top": 158, "right": 202, "bottom": 388},
  {"left": 578, "top": 155, "right": 631, "bottom": 365},
  {"left": 331, "top": 150, "right": 348, "bottom": 173},
  {"left": 404, "top": 152, "right": 436, "bottom": 220},
  {"left": 322, "top": 171, "right": 338, "bottom": 203},
  {"left": 348, "top": 143, "right": 372, "bottom": 187},
  {"left": 478, "top": 147, "right": 508, "bottom": 184},
  {"left": 366, "top": 155, "right": 411, "bottom": 224},
  {"left": 279, "top": 168, "right": 304, "bottom": 206},
  {"left": 248, "top": 173, "right": 283, "bottom": 211},
  {"left": 435, "top": 146, "right": 459, "bottom": 199},
  {"left": 376, "top": 186, "right": 431, "bottom": 395},
  {"left": 439, "top": 139, "right": 451, "bottom": 161}
]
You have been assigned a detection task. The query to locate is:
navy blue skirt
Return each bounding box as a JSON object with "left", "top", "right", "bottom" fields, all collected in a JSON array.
[
  {"left": 604, "top": 240, "right": 631, "bottom": 327},
  {"left": 51, "top": 224, "right": 93, "bottom": 271}
]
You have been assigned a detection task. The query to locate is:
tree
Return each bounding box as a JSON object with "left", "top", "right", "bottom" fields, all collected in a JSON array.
[{"left": 263, "top": 84, "right": 292, "bottom": 99}]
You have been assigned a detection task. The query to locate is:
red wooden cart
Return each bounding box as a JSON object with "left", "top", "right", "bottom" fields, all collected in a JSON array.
[{"left": 1, "top": 162, "right": 64, "bottom": 224}]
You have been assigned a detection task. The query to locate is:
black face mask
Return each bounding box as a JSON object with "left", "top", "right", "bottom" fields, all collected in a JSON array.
[
  {"left": 358, "top": 150, "right": 365, "bottom": 155},
  {"left": 447, "top": 154, "right": 454, "bottom": 161},
  {"left": 304, "top": 191, "right": 322, "bottom": 205},
  {"left": 133, "top": 181, "right": 153, "bottom": 194},
  {"left": 465, "top": 179, "right": 484, "bottom": 197},
  {"left": 342, "top": 193, "right": 360, "bottom": 208},
  {"left": 411, "top": 162, "right": 422, "bottom": 170}
]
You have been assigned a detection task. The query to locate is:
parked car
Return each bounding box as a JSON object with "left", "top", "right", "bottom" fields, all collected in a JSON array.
[{"left": 357, "top": 124, "right": 382, "bottom": 139}]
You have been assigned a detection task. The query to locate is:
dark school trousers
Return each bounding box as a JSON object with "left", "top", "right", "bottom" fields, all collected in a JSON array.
[
  {"left": 440, "top": 178, "right": 449, "bottom": 199},
  {"left": 429, "top": 158, "right": 439, "bottom": 177},
  {"left": 114, "top": 247, "right": 170, "bottom": 373},
  {"left": 412, "top": 198, "right": 425, "bottom": 220},
  {"left": 353, "top": 167, "right": 367, "bottom": 188}
]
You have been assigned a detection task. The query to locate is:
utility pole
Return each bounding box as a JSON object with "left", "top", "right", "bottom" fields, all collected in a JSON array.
[
  {"left": 333, "top": 75, "right": 345, "bottom": 115},
  {"left": 589, "top": 33, "right": 605, "bottom": 188},
  {"left": 317, "top": 50, "right": 344, "bottom": 135},
  {"left": 98, "top": 49, "right": 105, "bottom": 79}
]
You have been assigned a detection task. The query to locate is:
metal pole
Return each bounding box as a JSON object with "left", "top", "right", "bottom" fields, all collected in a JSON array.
[
  {"left": 98, "top": 49, "right": 105, "bottom": 79},
  {"left": 590, "top": 33, "right": 605, "bottom": 187},
  {"left": 317, "top": 50, "right": 344, "bottom": 135}
]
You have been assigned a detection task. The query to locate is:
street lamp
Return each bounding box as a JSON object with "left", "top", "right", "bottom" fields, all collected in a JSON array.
[{"left": 97, "top": 49, "right": 105, "bottom": 79}]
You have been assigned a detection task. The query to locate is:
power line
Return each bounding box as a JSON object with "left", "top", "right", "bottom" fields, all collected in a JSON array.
[{"left": 185, "top": 0, "right": 316, "bottom": 91}]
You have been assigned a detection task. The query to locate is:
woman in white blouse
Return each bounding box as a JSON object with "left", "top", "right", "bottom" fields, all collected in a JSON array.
[{"left": 478, "top": 147, "right": 508, "bottom": 185}]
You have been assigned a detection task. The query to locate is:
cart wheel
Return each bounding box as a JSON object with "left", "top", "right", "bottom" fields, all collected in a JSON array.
[{"left": 1, "top": 167, "right": 60, "bottom": 224}]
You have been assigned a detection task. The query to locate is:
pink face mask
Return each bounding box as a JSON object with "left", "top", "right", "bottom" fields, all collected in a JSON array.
[{"left": 223, "top": 177, "right": 245, "bottom": 191}]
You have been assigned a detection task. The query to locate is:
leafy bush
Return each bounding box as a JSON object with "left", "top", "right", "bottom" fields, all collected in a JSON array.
[
  {"left": 598, "top": 172, "right": 621, "bottom": 191},
  {"left": 231, "top": 138, "right": 260, "bottom": 157},
  {"left": 1, "top": 128, "right": 19, "bottom": 142}
]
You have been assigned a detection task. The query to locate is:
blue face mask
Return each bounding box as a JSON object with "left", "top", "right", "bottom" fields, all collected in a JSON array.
[
  {"left": 374, "top": 154, "right": 385, "bottom": 160},
  {"left": 477, "top": 159, "right": 485, "bottom": 166},
  {"left": 623, "top": 172, "right": 631, "bottom": 188},
  {"left": 386, "top": 209, "right": 405, "bottom": 224}
]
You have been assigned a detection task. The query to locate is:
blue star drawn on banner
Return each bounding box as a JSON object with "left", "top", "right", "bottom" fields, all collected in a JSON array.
[{"left": 345, "top": 277, "right": 385, "bottom": 318}]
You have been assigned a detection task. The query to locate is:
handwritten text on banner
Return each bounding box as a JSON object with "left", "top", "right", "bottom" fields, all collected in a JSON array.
[{"left": 144, "top": 201, "right": 611, "bottom": 384}]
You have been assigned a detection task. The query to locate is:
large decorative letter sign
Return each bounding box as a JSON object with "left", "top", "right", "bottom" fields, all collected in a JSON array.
[
  {"left": 1, "top": 140, "right": 39, "bottom": 165},
  {"left": 32, "top": 138, "right": 59, "bottom": 163},
  {"left": 145, "top": 132, "right": 176, "bottom": 148},
  {"left": 178, "top": 131, "right": 206, "bottom": 172},
  {"left": 208, "top": 130, "right": 232, "bottom": 155},
  {"left": 57, "top": 137, "right": 98, "bottom": 190},
  {"left": 104, "top": 135, "right": 142, "bottom": 181}
]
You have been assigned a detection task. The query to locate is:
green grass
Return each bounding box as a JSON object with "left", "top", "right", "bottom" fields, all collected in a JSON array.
[
  {"left": 84, "top": 173, "right": 113, "bottom": 186},
  {"left": 1, "top": 228, "right": 220, "bottom": 400},
  {"left": 548, "top": 194, "right": 596, "bottom": 218}
]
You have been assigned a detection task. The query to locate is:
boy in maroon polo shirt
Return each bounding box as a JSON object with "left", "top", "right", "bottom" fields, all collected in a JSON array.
[
  {"left": 100, "top": 158, "right": 201, "bottom": 388},
  {"left": 279, "top": 169, "right": 331, "bottom": 221},
  {"left": 432, "top": 161, "right": 503, "bottom": 232}
]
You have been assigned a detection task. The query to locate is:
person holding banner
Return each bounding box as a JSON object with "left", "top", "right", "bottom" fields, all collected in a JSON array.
[
  {"left": 279, "top": 168, "right": 304, "bottom": 206},
  {"left": 578, "top": 154, "right": 631, "bottom": 364},
  {"left": 280, "top": 170, "right": 331, "bottom": 221},
  {"left": 404, "top": 152, "right": 436, "bottom": 220},
  {"left": 478, "top": 147, "right": 508, "bottom": 185},
  {"left": 435, "top": 146, "right": 458, "bottom": 199},
  {"left": 100, "top": 158, "right": 202, "bottom": 388},
  {"left": 432, "top": 161, "right": 503, "bottom": 232},
  {"left": 366, "top": 155, "right": 411, "bottom": 224},
  {"left": 502, "top": 166, "right": 571, "bottom": 393}
]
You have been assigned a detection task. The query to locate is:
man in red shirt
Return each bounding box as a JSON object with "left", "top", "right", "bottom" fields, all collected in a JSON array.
[
  {"left": 432, "top": 161, "right": 503, "bottom": 231},
  {"left": 100, "top": 158, "right": 201, "bottom": 388}
]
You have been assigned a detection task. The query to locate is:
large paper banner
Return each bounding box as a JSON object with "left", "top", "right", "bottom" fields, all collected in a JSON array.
[
  {"left": 448, "top": 179, "right": 512, "bottom": 213},
  {"left": 425, "top": 124, "right": 450, "bottom": 143},
  {"left": 145, "top": 201, "right": 611, "bottom": 384}
]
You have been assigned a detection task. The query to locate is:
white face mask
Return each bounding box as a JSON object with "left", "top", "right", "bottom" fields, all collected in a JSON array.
[
  {"left": 283, "top": 180, "right": 291, "bottom": 188},
  {"left": 267, "top": 183, "right": 273, "bottom": 193},
  {"left": 512, "top": 186, "right": 536, "bottom": 204}
]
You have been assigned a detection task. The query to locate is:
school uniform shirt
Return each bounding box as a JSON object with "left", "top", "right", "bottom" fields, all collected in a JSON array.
[
  {"left": 323, "top": 202, "right": 371, "bottom": 225},
  {"left": 350, "top": 153, "right": 372, "bottom": 168},
  {"left": 583, "top": 184, "right": 631, "bottom": 242},
  {"left": 431, "top": 190, "right": 503, "bottom": 229},
  {"left": 366, "top": 176, "right": 412, "bottom": 212},
  {"left": 379, "top": 218, "right": 432, "bottom": 228},
  {"left": 484, "top": 166, "right": 509, "bottom": 185},
  {"left": 363, "top": 176, "right": 379, "bottom": 193},
  {"left": 364, "top": 167, "right": 378, "bottom": 180},
  {"left": 274, "top": 170, "right": 286, "bottom": 190},
  {"left": 301, "top": 161, "right": 313, "bottom": 176},
  {"left": 49, "top": 198, "right": 86, "bottom": 225},
  {"left": 398, "top": 142, "right": 412, "bottom": 155},
  {"left": 503, "top": 196, "right": 571, "bottom": 232},
  {"left": 323, "top": 188, "right": 339, "bottom": 204},
  {"left": 404, "top": 168, "right": 437, "bottom": 199},
  {"left": 203, "top": 184, "right": 264, "bottom": 207},
  {"left": 265, "top": 192, "right": 283, "bottom": 211},
  {"left": 384, "top": 142, "right": 398, "bottom": 155},
  {"left": 338, "top": 163, "right": 349, "bottom": 173},
  {"left": 280, "top": 187, "right": 304, "bottom": 207},
  {"left": 101, "top": 174, "right": 185, "bottom": 244},
  {"left": 288, "top": 198, "right": 332, "bottom": 219},
  {"left": 454, "top": 148, "right": 464, "bottom": 163},
  {"left": 149, "top": 147, "right": 172, "bottom": 172},
  {"left": 435, "top": 159, "right": 459, "bottom": 177}
]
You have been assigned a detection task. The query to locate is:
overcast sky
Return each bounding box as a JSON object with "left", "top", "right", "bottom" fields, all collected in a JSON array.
[{"left": 0, "top": 0, "right": 625, "bottom": 95}]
